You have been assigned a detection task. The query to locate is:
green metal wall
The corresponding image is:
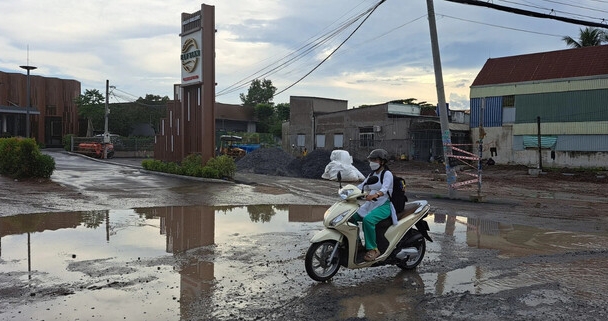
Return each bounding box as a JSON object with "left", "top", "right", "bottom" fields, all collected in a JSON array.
[{"left": 515, "top": 89, "right": 608, "bottom": 124}]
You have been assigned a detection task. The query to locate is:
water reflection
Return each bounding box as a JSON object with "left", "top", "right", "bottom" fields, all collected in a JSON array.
[
  {"left": 2, "top": 206, "right": 607, "bottom": 320},
  {"left": 0, "top": 204, "right": 329, "bottom": 320}
]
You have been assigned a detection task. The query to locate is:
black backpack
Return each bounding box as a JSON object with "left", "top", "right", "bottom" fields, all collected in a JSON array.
[{"left": 368, "top": 169, "right": 408, "bottom": 213}]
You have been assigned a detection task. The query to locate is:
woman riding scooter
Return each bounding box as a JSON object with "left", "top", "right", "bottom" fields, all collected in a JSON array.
[{"left": 350, "top": 149, "right": 399, "bottom": 261}]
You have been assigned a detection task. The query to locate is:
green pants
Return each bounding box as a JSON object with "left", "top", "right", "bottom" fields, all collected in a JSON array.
[{"left": 351, "top": 200, "right": 391, "bottom": 250}]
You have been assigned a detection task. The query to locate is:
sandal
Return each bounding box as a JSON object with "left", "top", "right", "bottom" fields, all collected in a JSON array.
[{"left": 364, "top": 249, "right": 380, "bottom": 262}]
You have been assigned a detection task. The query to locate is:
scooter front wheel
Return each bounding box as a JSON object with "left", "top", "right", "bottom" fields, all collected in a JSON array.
[{"left": 305, "top": 241, "right": 341, "bottom": 282}]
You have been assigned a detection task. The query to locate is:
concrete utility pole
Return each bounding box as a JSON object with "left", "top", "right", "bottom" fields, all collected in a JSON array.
[
  {"left": 426, "top": 0, "right": 457, "bottom": 198},
  {"left": 103, "top": 80, "right": 110, "bottom": 159}
]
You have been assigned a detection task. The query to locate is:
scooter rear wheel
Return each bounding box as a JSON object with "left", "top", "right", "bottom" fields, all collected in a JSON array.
[
  {"left": 305, "top": 241, "right": 341, "bottom": 282},
  {"left": 396, "top": 238, "right": 426, "bottom": 270}
]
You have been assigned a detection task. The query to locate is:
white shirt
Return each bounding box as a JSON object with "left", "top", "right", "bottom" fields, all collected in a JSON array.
[{"left": 357, "top": 170, "right": 398, "bottom": 225}]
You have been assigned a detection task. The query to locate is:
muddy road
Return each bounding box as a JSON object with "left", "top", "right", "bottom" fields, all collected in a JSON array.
[{"left": 1, "top": 150, "right": 607, "bottom": 320}]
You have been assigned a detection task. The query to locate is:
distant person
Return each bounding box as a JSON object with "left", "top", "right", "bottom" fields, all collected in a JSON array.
[{"left": 302, "top": 147, "right": 308, "bottom": 156}]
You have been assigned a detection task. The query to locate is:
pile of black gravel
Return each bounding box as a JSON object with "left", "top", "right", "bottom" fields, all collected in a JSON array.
[
  {"left": 236, "top": 147, "right": 298, "bottom": 176},
  {"left": 286, "top": 148, "right": 332, "bottom": 179},
  {"left": 237, "top": 147, "right": 370, "bottom": 180}
]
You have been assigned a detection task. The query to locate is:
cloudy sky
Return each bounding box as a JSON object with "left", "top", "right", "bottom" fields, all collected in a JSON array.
[{"left": 1, "top": 0, "right": 605, "bottom": 109}]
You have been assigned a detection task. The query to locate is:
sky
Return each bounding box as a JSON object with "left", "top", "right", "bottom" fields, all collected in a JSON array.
[{"left": 1, "top": 0, "right": 606, "bottom": 110}]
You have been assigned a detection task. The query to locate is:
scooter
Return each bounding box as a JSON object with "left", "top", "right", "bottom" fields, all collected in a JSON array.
[{"left": 305, "top": 173, "right": 433, "bottom": 282}]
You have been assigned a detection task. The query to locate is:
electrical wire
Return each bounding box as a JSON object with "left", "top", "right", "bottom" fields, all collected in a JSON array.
[
  {"left": 274, "top": 0, "right": 386, "bottom": 97},
  {"left": 437, "top": 13, "right": 564, "bottom": 37},
  {"left": 216, "top": 0, "right": 386, "bottom": 98},
  {"left": 535, "top": 0, "right": 608, "bottom": 15},
  {"left": 444, "top": 0, "right": 608, "bottom": 28},
  {"left": 495, "top": 0, "right": 607, "bottom": 21},
  {"left": 216, "top": 0, "right": 373, "bottom": 96}
]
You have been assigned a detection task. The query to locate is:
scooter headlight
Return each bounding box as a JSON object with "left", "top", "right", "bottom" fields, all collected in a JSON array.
[
  {"left": 339, "top": 188, "right": 355, "bottom": 200},
  {"left": 329, "top": 209, "right": 351, "bottom": 227}
]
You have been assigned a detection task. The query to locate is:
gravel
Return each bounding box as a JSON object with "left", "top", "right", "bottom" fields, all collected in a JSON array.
[{"left": 237, "top": 147, "right": 371, "bottom": 179}]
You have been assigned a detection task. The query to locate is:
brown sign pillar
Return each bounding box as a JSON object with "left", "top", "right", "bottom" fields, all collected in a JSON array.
[{"left": 180, "top": 4, "right": 215, "bottom": 163}]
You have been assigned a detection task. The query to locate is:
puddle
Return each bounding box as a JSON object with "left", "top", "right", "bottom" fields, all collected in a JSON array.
[{"left": 1, "top": 206, "right": 607, "bottom": 320}]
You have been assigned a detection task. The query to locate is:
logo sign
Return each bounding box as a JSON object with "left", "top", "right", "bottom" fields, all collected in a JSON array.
[
  {"left": 181, "top": 30, "right": 203, "bottom": 85},
  {"left": 181, "top": 38, "right": 200, "bottom": 73}
]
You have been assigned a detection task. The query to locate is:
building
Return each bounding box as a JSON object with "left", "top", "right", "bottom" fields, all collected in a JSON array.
[
  {"left": 283, "top": 96, "right": 470, "bottom": 161},
  {"left": 469, "top": 45, "right": 608, "bottom": 168},
  {"left": 0, "top": 70, "right": 81, "bottom": 147}
]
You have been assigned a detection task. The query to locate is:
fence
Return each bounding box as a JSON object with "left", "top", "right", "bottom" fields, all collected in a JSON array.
[{"left": 71, "top": 136, "right": 155, "bottom": 158}]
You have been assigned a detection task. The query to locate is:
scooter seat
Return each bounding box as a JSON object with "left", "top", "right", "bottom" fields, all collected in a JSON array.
[
  {"left": 397, "top": 202, "right": 420, "bottom": 220},
  {"left": 377, "top": 202, "right": 420, "bottom": 229}
]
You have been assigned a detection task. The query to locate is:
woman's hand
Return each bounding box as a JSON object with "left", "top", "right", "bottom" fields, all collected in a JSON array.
[{"left": 365, "top": 193, "right": 380, "bottom": 201}]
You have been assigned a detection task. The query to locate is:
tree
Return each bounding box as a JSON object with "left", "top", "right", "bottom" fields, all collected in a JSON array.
[
  {"left": 74, "top": 89, "right": 105, "bottom": 137},
  {"left": 108, "top": 94, "right": 169, "bottom": 136},
  {"left": 275, "top": 103, "right": 290, "bottom": 121},
  {"left": 562, "top": 27, "right": 607, "bottom": 48},
  {"left": 240, "top": 79, "right": 276, "bottom": 106},
  {"left": 254, "top": 103, "right": 275, "bottom": 133}
]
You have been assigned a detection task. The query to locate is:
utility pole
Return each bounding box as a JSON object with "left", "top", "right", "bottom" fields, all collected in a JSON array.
[
  {"left": 537, "top": 116, "right": 542, "bottom": 170},
  {"left": 426, "top": 0, "right": 457, "bottom": 198},
  {"left": 103, "top": 80, "right": 110, "bottom": 159}
]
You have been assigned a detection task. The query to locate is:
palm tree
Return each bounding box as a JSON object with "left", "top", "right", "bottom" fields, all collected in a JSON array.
[{"left": 562, "top": 27, "right": 607, "bottom": 48}]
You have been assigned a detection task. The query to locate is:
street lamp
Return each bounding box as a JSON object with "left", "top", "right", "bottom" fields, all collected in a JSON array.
[{"left": 19, "top": 65, "right": 37, "bottom": 138}]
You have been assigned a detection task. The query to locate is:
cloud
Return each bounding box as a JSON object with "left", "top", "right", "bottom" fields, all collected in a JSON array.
[{"left": 1, "top": 0, "right": 600, "bottom": 106}]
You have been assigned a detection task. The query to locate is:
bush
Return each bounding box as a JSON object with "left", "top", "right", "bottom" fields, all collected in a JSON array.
[
  {"left": 141, "top": 154, "right": 236, "bottom": 179},
  {"left": 205, "top": 155, "right": 236, "bottom": 178},
  {"left": 63, "top": 134, "right": 74, "bottom": 151},
  {"left": 0, "top": 137, "right": 55, "bottom": 179},
  {"left": 33, "top": 154, "right": 56, "bottom": 178},
  {"left": 181, "top": 154, "right": 204, "bottom": 177}
]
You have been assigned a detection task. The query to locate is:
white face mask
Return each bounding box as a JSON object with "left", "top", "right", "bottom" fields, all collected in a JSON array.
[{"left": 369, "top": 162, "right": 380, "bottom": 171}]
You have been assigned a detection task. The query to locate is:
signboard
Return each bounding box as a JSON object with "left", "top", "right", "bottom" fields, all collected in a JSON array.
[{"left": 181, "top": 29, "right": 203, "bottom": 86}]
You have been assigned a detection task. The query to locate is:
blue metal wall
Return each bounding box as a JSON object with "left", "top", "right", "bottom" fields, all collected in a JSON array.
[{"left": 470, "top": 97, "right": 503, "bottom": 128}]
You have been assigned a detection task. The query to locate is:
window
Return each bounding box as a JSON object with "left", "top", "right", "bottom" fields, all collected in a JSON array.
[
  {"left": 334, "top": 134, "right": 344, "bottom": 148},
  {"left": 359, "top": 127, "right": 374, "bottom": 147},
  {"left": 316, "top": 134, "right": 325, "bottom": 148},
  {"left": 46, "top": 105, "right": 57, "bottom": 116},
  {"left": 502, "top": 95, "right": 515, "bottom": 107},
  {"left": 297, "top": 134, "right": 305, "bottom": 147}
]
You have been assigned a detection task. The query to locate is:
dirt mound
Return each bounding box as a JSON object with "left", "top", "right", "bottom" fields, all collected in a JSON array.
[
  {"left": 286, "top": 149, "right": 332, "bottom": 179},
  {"left": 236, "top": 147, "right": 298, "bottom": 176},
  {"left": 237, "top": 147, "right": 369, "bottom": 180}
]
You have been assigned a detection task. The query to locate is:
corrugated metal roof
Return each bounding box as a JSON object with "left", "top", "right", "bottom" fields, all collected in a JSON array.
[{"left": 472, "top": 45, "right": 608, "bottom": 87}]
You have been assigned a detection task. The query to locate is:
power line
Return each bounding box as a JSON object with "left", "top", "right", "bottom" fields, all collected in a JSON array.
[
  {"left": 497, "top": 0, "right": 607, "bottom": 21},
  {"left": 445, "top": 0, "right": 608, "bottom": 28},
  {"left": 274, "top": 0, "right": 386, "bottom": 97},
  {"left": 216, "top": 0, "right": 374, "bottom": 97},
  {"left": 438, "top": 13, "right": 564, "bottom": 37},
  {"left": 216, "top": 0, "right": 386, "bottom": 99},
  {"left": 535, "top": 0, "right": 608, "bottom": 15}
]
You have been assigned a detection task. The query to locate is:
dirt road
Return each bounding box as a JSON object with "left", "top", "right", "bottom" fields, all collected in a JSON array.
[{"left": 1, "top": 151, "right": 608, "bottom": 320}]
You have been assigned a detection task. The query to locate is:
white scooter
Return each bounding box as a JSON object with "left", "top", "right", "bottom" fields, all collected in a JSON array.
[{"left": 305, "top": 173, "right": 432, "bottom": 282}]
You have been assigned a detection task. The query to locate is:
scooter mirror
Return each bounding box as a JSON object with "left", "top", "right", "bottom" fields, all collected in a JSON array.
[
  {"left": 365, "top": 176, "right": 379, "bottom": 185},
  {"left": 337, "top": 171, "right": 342, "bottom": 188}
]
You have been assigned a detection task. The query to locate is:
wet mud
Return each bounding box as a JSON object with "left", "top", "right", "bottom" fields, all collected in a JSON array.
[
  {"left": 2, "top": 151, "right": 608, "bottom": 320},
  {"left": 1, "top": 206, "right": 607, "bottom": 320}
]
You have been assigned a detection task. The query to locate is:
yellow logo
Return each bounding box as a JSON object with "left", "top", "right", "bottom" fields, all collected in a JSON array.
[{"left": 181, "top": 38, "right": 201, "bottom": 73}]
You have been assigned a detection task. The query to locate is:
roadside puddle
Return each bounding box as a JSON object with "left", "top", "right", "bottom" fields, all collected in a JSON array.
[{"left": 1, "top": 206, "right": 607, "bottom": 320}]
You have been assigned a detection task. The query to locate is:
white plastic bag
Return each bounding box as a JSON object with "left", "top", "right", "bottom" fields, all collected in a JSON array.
[{"left": 321, "top": 150, "right": 364, "bottom": 182}]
